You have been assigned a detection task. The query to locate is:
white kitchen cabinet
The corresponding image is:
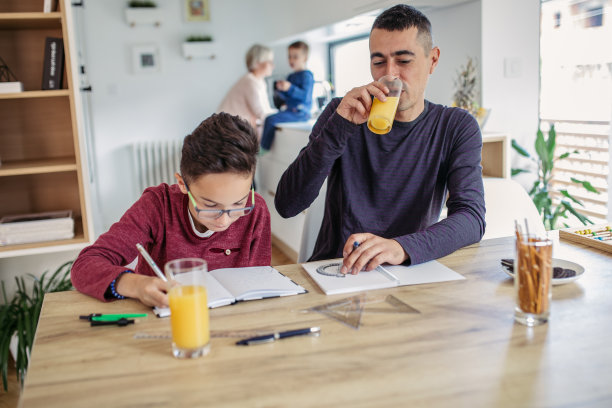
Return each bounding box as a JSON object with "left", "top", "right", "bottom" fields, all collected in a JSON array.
[{"left": 258, "top": 121, "right": 324, "bottom": 261}]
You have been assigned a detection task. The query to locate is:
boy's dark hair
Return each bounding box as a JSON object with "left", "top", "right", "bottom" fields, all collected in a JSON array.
[
  {"left": 180, "top": 113, "right": 258, "bottom": 184},
  {"left": 372, "top": 4, "right": 433, "bottom": 53},
  {"left": 288, "top": 40, "right": 309, "bottom": 58}
]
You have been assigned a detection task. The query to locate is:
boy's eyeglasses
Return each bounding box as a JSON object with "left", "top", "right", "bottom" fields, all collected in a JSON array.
[{"left": 185, "top": 182, "right": 255, "bottom": 220}]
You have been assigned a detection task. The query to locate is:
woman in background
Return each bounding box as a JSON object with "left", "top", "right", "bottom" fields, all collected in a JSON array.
[{"left": 217, "top": 44, "right": 275, "bottom": 141}]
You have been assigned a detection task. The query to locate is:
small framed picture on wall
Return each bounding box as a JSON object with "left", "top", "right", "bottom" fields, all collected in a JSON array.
[
  {"left": 185, "top": 0, "right": 210, "bottom": 22},
  {"left": 132, "top": 44, "right": 161, "bottom": 74}
]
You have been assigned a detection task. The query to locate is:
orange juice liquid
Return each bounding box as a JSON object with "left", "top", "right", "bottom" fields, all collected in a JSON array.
[
  {"left": 367, "top": 96, "right": 399, "bottom": 134},
  {"left": 168, "top": 285, "right": 210, "bottom": 349}
]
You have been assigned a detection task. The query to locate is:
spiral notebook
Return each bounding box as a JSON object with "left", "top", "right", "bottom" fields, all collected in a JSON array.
[{"left": 154, "top": 266, "right": 306, "bottom": 317}]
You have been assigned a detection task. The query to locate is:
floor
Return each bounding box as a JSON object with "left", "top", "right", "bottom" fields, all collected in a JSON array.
[
  {"left": 270, "top": 242, "right": 294, "bottom": 266},
  {"left": 0, "top": 243, "right": 294, "bottom": 408},
  {"left": 0, "top": 362, "right": 18, "bottom": 408}
]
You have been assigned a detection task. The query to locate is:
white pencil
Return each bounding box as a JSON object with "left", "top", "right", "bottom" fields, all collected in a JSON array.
[{"left": 136, "top": 243, "right": 167, "bottom": 282}]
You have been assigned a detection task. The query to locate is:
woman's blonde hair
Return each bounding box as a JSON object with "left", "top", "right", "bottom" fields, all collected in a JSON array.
[{"left": 246, "top": 44, "right": 273, "bottom": 71}]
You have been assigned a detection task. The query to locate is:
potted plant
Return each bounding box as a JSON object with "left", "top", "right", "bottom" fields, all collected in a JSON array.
[
  {"left": 452, "top": 56, "right": 490, "bottom": 128},
  {"left": 182, "top": 35, "right": 215, "bottom": 60},
  {"left": 1, "top": 261, "right": 73, "bottom": 392},
  {"left": 125, "top": 1, "right": 162, "bottom": 27},
  {"left": 511, "top": 125, "right": 600, "bottom": 230}
]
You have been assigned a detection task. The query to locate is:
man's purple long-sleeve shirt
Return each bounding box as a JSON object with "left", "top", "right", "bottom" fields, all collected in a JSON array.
[{"left": 274, "top": 98, "right": 485, "bottom": 264}]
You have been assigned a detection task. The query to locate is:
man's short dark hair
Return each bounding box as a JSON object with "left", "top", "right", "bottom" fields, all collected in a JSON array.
[
  {"left": 372, "top": 4, "right": 433, "bottom": 52},
  {"left": 180, "top": 112, "right": 258, "bottom": 184}
]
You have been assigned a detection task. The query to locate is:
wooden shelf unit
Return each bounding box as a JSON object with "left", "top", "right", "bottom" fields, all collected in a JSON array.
[
  {"left": 0, "top": 157, "right": 77, "bottom": 176},
  {"left": 481, "top": 132, "right": 510, "bottom": 179},
  {"left": 0, "top": 12, "right": 62, "bottom": 29},
  {"left": 0, "top": 0, "right": 91, "bottom": 257},
  {"left": 0, "top": 89, "right": 69, "bottom": 99}
]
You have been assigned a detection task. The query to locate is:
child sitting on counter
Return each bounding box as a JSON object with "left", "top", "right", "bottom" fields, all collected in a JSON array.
[
  {"left": 71, "top": 113, "right": 271, "bottom": 307},
  {"left": 260, "top": 40, "right": 314, "bottom": 151}
]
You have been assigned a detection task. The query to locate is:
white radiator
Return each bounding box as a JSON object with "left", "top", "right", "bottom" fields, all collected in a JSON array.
[{"left": 131, "top": 140, "right": 182, "bottom": 193}]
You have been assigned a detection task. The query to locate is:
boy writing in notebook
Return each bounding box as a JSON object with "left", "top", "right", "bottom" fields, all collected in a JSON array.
[
  {"left": 260, "top": 40, "right": 314, "bottom": 151},
  {"left": 71, "top": 113, "right": 271, "bottom": 307}
]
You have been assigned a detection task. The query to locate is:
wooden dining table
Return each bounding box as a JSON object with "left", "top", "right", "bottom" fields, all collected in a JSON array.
[{"left": 18, "top": 235, "right": 612, "bottom": 407}]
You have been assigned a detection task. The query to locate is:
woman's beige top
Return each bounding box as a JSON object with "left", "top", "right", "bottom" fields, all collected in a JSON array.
[{"left": 217, "top": 73, "right": 275, "bottom": 135}]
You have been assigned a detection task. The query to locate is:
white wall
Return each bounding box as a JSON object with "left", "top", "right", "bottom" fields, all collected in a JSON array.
[
  {"left": 481, "top": 0, "right": 540, "bottom": 174},
  {"left": 83, "top": 0, "right": 265, "bottom": 230},
  {"left": 427, "top": 0, "right": 481, "bottom": 105}
]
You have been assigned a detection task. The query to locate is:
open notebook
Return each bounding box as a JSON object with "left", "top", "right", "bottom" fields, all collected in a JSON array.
[
  {"left": 154, "top": 266, "right": 306, "bottom": 317},
  {"left": 301, "top": 259, "right": 465, "bottom": 295}
]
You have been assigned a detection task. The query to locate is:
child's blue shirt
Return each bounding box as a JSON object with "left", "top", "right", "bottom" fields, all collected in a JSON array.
[{"left": 279, "top": 70, "right": 314, "bottom": 113}]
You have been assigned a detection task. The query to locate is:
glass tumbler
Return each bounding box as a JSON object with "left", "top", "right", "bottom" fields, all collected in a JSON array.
[
  {"left": 367, "top": 75, "right": 403, "bottom": 135},
  {"left": 165, "top": 258, "right": 210, "bottom": 358},
  {"left": 514, "top": 235, "right": 553, "bottom": 326}
]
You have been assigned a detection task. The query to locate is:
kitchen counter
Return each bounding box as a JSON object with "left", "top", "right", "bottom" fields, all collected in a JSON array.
[{"left": 275, "top": 119, "right": 317, "bottom": 132}]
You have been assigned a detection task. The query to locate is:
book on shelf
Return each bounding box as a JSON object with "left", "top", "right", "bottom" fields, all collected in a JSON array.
[
  {"left": 0, "top": 210, "right": 74, "bottom": 246},
  {"left": 153, "top": 266, "right": 307, "bottom": 317},
  {"left": 0, "top": 82, "right": 23, "bottom": 94},
  {"left": 42, "top": 37, "right": 65, "bottom": 90},
  {"left": 301, "top": 258, "right": 465, "bottom": 295}
]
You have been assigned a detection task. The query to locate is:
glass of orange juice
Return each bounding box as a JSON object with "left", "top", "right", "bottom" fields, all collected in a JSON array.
[
  {"left": 165, "top": 258, "right": 210, "bottom": 358},
  {"left": 367, "top": 75, "right": 403, "bottom": 135}
]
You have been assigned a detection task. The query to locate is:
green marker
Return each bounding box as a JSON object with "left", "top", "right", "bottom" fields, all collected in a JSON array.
[{"left": 86, "top": 313, "right": 148, "bottom": 322}]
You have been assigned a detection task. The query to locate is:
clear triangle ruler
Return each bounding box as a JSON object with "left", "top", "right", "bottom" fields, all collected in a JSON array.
[
  {"left": 308, "top": 293, "right": 420, "bottom": 329},
  {"left": 366, "top": 294, "right": 421, "bottom": 314},
  {"left": 309, "top": 293, "right": 366, "bottom": 329}
]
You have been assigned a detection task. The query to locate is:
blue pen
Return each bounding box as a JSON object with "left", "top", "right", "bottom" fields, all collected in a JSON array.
[{"left": 236, "top": 327, "right": 321, "bottom": 346}]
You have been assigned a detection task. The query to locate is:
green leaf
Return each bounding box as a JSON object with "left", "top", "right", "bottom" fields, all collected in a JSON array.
[
  {"left": 556, "top": 152, "right": 571, "bottom": 160},
  {"left": 0, "top": 302, "right": 16, "bottom": 392},
  {"left": 1, "top": 334, "right": 10, "bottom": 391},
  {"left": 511, "top": 139, "right": 531, "bottom": 158},
  {"left": 546, "top": 124, "right": 556, "bottom": 159},
  {"left": 532, "top": 191, "right": 552, "bottom": 214},
  {"left": 559, "top": 189, "right": 584, "bottom": 206},
  {"left": 561, "top": 201, "right": 593, "bottom": 225},
  {"left": 528, "top": 180, "right": 541, "bottom": 197},
  {"left": 535, "top": 129, "right": 551, "bottom": 176},
  {"left": 16, "top": 310, "right": 26, "bottom": 383},
  {"left": 1, "top": 281, "right": 7, "bottom": 304},
  {"left": 511, "top": 168, "right": 530, "bottom": 176},
  {"left": 23, "top": 306, "right": 32, "bottom": 357},
  {"left": 570, "top": 178, "right": 600, "bottom": 194}
]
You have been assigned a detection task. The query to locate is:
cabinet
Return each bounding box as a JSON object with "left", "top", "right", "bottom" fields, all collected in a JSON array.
[
  {"left": 258, "top": 122, "right": 320, "bottom": 262},
  {"left": 0, "top": 0, "right": 91, "bottom": 257},
  {"left": 481, "top": 131, "right": 510, "bottom": 179}
]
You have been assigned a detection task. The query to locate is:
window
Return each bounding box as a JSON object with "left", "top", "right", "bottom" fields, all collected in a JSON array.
[
  {"left": 540, "top": 0, "right": 611, "bottom": 224},
  {"left": 329, "top": 35, "right": 371, "bottom": 97}
]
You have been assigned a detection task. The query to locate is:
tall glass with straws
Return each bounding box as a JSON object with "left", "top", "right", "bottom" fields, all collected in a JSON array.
[
  {"left": 165, "top": 258, "right": 210, "bottom": 358},
  {"left": 514, "top": 235, "right": 553, "bottom": 326}
]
